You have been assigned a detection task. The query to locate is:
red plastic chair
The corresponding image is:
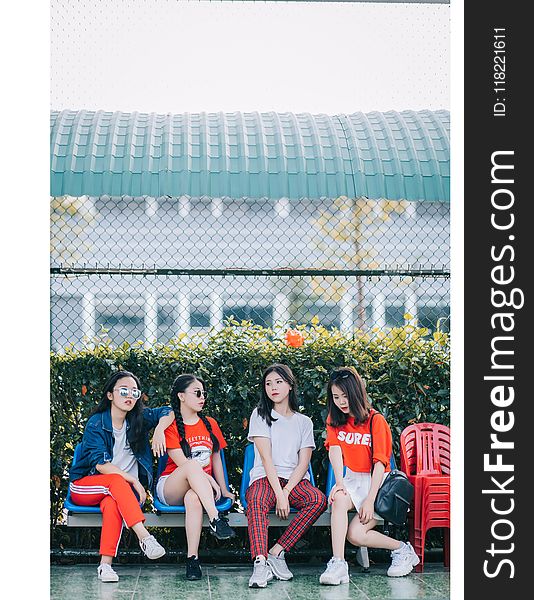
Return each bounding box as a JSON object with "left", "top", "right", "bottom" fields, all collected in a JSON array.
[{"left": 400, "top": 423, "right": 450, "bottom": 571}]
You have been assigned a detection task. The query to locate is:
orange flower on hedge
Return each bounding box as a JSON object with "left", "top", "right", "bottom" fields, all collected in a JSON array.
[
  {"left": 81, "top": 384, "right": 87, "bottom": 396},
  {"left": 285, "top": 329, "right": 304, "bottom": 348}
]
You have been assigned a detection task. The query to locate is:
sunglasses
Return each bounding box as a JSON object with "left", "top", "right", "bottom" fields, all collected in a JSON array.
[
  {"left": 190, "top": 389, "right": 207, "bottom": 399},
  {"left": 114, "top": 387, "right": 142, "bottom": 400}
]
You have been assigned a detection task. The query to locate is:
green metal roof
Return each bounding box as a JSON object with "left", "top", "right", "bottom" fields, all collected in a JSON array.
[{"left": 50, "top": 109, "right": 449, "bottom": 202}]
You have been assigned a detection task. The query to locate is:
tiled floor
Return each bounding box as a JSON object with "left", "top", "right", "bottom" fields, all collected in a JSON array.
[{"left": 51, "top": 563, "right": 449, "bottom": 600}]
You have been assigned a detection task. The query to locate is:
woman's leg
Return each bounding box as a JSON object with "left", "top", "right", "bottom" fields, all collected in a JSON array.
[
  {"left": 162, "top": 460, "right": 219, "bottom": 521},
  {"left": 275, "top": 480, "right": 328, "bottom": 555},
  {"left": 245, "top": 478, "right": 277, "bottom": 559},
  {"left": 70, "top": 474, "right": 148, "bottom": 562},
  {"left": 347, "top": 516, "right": 401, "bottom": 551},
  {"left": 184, "top": 489, "right": 203, "bottom": 557},
  {"left": 99, "top": 496, "right": 124, "bottom": 561},
  {"left": 327, "top": 491, "right": 354, "bottom": 559}
]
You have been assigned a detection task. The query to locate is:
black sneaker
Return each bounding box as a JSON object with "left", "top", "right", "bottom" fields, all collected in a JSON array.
[
  {"left": 209, "top": 513, "right": 236, "bottom": 540},
  {"left": 185, "top": 555, "right": 202, "bottom": 581}
]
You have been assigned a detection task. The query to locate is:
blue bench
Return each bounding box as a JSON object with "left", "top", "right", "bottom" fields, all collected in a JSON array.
[
  {"left": 65, "top": 443, "right": 233, "bottom": 523},
  {"left": 153, "top": 450, "right": 233, "bottom": 514},
  {"left": 64, "top": 443, "right": 386, "bottom": 570}
]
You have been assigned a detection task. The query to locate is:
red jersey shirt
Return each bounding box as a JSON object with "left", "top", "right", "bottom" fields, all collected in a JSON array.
[
  {"left": 161, "top": 416, "right": 227, "bottom": 477},
  {"left": 325, "top": 410, "right": 392, "bottom": 473}
]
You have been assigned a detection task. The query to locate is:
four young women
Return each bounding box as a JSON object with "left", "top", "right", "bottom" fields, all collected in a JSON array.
[{"left": 71, "top": 365, "right": 420, "bottom": 585}]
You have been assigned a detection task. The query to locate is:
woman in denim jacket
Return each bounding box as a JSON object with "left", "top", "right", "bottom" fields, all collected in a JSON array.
[{"left": 69, "top": 370, "right": 174, "bottom": 583}]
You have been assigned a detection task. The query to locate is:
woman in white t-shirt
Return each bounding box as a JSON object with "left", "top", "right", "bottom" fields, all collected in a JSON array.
[{"left": 245, "top": 364, "right": 327, "bottom": 589}]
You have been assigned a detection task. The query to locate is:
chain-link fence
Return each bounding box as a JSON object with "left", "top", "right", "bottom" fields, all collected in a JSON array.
[{"left": 50, "top": 195, "right": 449, "bottom": 351}]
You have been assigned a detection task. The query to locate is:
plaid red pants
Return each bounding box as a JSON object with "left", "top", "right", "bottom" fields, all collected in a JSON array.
[{"left": 245, "top": 476, "right": 327, "bottom": 559}]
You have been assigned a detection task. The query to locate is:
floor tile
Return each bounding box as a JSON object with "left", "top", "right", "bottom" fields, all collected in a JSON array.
[
  {"left": 50, "top": 565, "right": 140, "bottom": 600},
  {"left": 51, "top": 563, "right": 449, "bottom": 600},
  {"left": 350, "top": 572, "right": 447, "bottom": 600}
]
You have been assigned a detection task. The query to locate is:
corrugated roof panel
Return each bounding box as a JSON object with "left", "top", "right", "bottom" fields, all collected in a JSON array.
[{"left": 50, "top": 109, "right": 450, "bottom": 201}]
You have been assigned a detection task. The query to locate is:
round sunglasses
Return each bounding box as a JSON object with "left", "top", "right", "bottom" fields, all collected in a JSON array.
[{"left": 114, "top": 386, "right": 142, "bottom": 400}]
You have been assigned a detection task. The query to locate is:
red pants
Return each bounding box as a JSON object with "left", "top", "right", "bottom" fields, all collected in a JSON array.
[
  {"left": 70, "top": 473, "right": 145, "bottom": 557},
  {"left": 245, "top": 476, "right": 327, "bottom": 559}
]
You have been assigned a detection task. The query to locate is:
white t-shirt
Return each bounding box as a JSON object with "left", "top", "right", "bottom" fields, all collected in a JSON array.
[
  {"left": 112, "top": 423, "right": 139, "bottom": 480},
  {"left": 247, "top": 407, "right": 316, "bottom": 485}
]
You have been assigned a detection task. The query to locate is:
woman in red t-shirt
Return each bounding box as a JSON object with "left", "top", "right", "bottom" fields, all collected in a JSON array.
[
  {"left": 319, "top": 367, "right": 420, "bottom": 585},
  {"left": 156, "top": 374, "right": 236, "bottom": 580}
]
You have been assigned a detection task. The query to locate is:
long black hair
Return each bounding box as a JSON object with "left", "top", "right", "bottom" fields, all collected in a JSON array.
[
  {"left": 89, "top": 370, "right": 146, "bottom": 454},
  {"left": 257, "top": 363, "right": 300, "bottom": 427},
  {"left": 169, "top": 374, "right": 220, "bottom": 458},
  {"left": 326, "top": 366, "right": 371, "bottom": 428}
]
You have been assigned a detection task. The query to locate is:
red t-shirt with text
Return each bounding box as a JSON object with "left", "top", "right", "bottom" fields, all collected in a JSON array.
[
  {"left": 161, "top": 416, "right": 227, "bottom": 477},
  {"left": 325, "top": 410, "right": 392, "bottom": 473}
]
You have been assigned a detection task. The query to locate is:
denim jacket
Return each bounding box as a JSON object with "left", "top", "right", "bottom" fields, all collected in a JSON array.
[{"left": 69, "top": 405, "right": 172, "bottom": 489}]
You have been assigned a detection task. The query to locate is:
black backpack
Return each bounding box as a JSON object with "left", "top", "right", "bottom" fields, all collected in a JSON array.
[{"left": 370, "top": 413, "right": 414, "bottom": 531}]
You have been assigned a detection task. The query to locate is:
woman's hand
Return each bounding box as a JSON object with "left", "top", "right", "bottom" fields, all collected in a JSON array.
[
  {"left": 151, "top": 426, "right": 167, "bottom": 457},
  {"left": 358, "top": 496, "right": 375, "bottom": 525},
  {"left": 132, "top": 479, "right": 147, "bottom": 505},
  {"left": 275, "top": 489, "right": 290, "bottom": 519},
  {"left": 221, "top": 489, "right": 236, "bottom": 503},
  {"left": 209, "top": 476, "right": 222, "bottom": 501},
  {"left": 328, "top": 483, "right": 348, "bottom": 505}
]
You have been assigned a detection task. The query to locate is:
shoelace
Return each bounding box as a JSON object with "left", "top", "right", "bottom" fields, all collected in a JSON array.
[
  {"left": 100, "top": 564, "right": 116, "bottom": 574},
  {"left": 391, "top": 550, "right": 406, "bottom": 566},
  {"left": 325, "top": 558, "right": 342, "bottom": 572}
]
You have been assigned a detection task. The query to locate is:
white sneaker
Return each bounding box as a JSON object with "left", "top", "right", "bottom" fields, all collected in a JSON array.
[
  {"left": 97, "top": 563, "right": 119, "bottom": 583},
  {"left": 248, "top": 556, "right": 274, "bottom": 588},
  {"left": 319, "top": 557, "right": 349, "bottom": 585},
  {"left": 267, "top": 550, "right": 293, "bottom": 580},
  {"left": 139, "top": 534, "right": 166, "bottom": 559},
  {"left": 387, "top": 542, "right": 420, "bottom": 577}
]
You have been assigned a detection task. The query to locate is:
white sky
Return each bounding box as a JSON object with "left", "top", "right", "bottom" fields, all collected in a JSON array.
[{"left": 51, "top": 0, "right": 450, "bottom": 114}]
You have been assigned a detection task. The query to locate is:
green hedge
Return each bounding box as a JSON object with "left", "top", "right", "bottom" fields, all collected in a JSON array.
[{"left": 51, "top": 321, "right": 449, "bottom": 546}]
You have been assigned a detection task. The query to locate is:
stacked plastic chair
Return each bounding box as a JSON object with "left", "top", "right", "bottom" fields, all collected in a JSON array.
[{"left": 400, "top": 423, "right": 450, "bottom": 571}]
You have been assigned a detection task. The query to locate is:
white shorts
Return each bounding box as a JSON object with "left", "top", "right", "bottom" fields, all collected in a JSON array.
[
  {"left": 343, "top": 469, "right": 389, "bottom": 520},
  {"left": 156, "top": 475, "right": 170, "bottom": 506}
]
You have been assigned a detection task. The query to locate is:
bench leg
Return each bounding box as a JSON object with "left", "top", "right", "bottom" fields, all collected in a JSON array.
[{"left": 356, "top": 546, "right": 370, "bottom": 570}]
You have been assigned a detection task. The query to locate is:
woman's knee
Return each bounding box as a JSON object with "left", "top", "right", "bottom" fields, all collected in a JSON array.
[
  {"left": 106, "top": 473, "right": 131, "bottom": 489},
  {"left": 183, "top": 459, "right": 204, "bottom": 477},
  {"left": 246, "top": 497, "right": 271, "bottom": 517},
  {"left": 331, "top": 494, "right": 352, "bottom": 513},
  {"left": 184, "top": 489, "right": 202, "bottom": 511}
]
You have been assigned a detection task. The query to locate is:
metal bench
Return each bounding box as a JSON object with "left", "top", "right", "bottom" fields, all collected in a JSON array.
[{"left": 64, "top": 443, "right": 391, "bottom": 569}]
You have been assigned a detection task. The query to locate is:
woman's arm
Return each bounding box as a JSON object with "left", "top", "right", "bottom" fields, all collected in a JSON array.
[
  {"left": 253, "top": 436, "right": 289, "bottom": 518},
  {"left": 328, "top": 445, "right": 348, "bottom": 504},
  {"left": 95, "top": 462, "right": 146, "bottom": 504},
  {"left": 359, "top": 459, "right": 386, "bottom": 524},
  {"left": 211, "top": 451, "right": 235, "bottom": 501},
  {"left": 166, "top": 447, "right": 189, "bottom": 468},
  {"left": 151, "top": 411, "right": 175, "bottom": 457},
  {"left": 283, "top": 447, "right": 312, "bottom": 494}
]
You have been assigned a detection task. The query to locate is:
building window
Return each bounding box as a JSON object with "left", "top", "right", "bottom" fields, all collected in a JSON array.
[
  {"left": 418, "top": 305, "right": 450, "bottom": 333},
  {"left": 292, "top": 302, "right": 340, "bottom": 331},
  {"left": 385, "top": 305, "right": 405, "bottom": 328},
  {"left": 95, "top": 304, "right": 145, "bottom": 345},
  {"left": 223, "top": 305, "right": 273, "bottom": 328},
  {"left": 157, "top": 305, "right": 176, "bottom": 344},
  {"left": 190, "top": 306, "right": 211, "bottom": 329}
]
